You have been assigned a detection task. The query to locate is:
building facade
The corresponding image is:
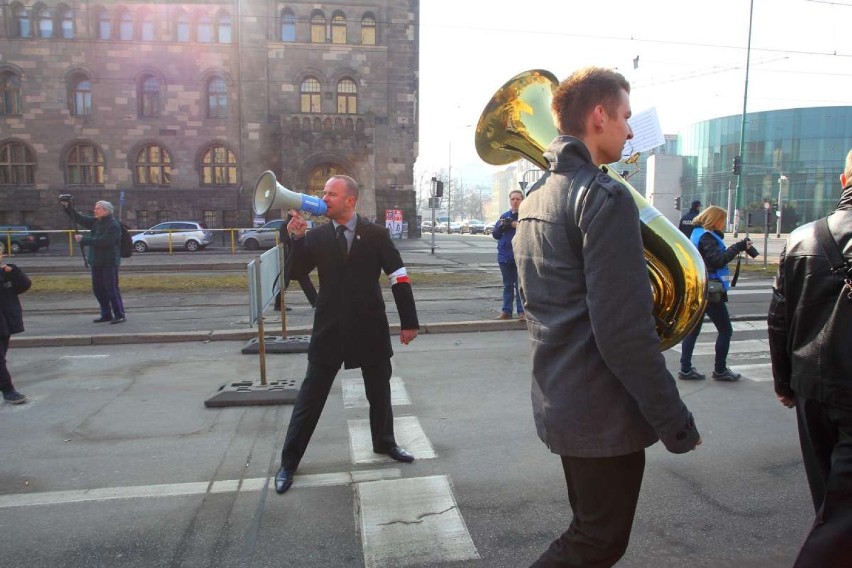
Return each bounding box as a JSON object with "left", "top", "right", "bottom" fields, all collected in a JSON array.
[
  {"left": 0, "top": 0, "right": 419, "bottom": 232},
  {"left": 678, "top": 106, "right": 852, "bottom": 230}
]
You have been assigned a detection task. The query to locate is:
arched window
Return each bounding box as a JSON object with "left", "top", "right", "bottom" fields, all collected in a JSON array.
[
  {"left": 118, "top": 10, "right": 133, "bottom": 40},
  {"left": 207, "top": 77, "right": 227, "bottom": 118},
  {"left": 140, "top": 12, "right": 155, "bottom": 41},
  {"left": 361, "top": 13, "right": 376, "bottom": 45},
  {"left": 66, "top": 143, "right": 104, "bottom": 185},
  {"left": 201, "top": 145, "right": 237, "bottom": 185},
  {"left": 13, "top": 5, "right": 32, "bottom": 38},
  {"left": 217, "top": 12, "right": 231, "bottom": 43},
  {"left": 37, "top": 6, "right": 54, "bottom": 38},
  {"left": 59, "top": 7, "right": 74, "bottom": 38},
  {"left": 310, "top": 11, "right": 325, "bottom": 43},
  {"left": 69, "top": 74, "right": 91, "bottom": 116},
  {"left": 280, "top": 9, "right": 295, "bottom": 42},
  {"left": 135, "top": 144, "right": 171, "bottom": 186},
  {"left": 0, "top": 72, "right": 22, "bottom": 116},
  {"left": 139, "top": 75, "right": 160, "bottom": 118},
  {"left": 175, "top": 12, "right": 189, "bottom": 42},
  {"left": 197, "top": 14, "right": 212, "bottom": 43},
  {"left": 337, "top": 79, "right": 357, "bottom": 114},
  {"left": 331, "top": 12, "right": 346, "bottom": 44},
  {"left": 300, "top": 77, "right": 321, "bottom": 113},
  {"left": 97, "top": 9, "right": 111, "bottom": 39},
  {"left": 0, "top": 141, "right": 35, "bottom": 185}
]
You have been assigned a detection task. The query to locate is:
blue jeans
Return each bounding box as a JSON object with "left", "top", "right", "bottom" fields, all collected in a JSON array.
[
  {"left": 679, "top": 300, "right": 733, "bottom": 373},
  {"left": 499, "top": 261, "right": 523, "bottom": 315},
  {"left": 91, "top": 266, "right": 125, "bottom": 319}
]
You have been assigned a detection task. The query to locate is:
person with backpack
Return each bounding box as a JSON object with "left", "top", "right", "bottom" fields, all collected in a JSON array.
[
  {"left": 61, "top": 199, "right": 126, "bottom": 324},
  {"left": 768, "top": 148, "right": 852, "bottom": 567}
]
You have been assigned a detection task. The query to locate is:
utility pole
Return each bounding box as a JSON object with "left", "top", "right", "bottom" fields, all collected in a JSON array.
[{"left": 733, "top": 0, "right": 755, "bottom": 238}]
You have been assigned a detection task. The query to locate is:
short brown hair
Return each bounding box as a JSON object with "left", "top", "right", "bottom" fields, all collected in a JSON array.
[
  {"left": 551, "top": 67, "right": 630, "bottom": 136},
  {"left": 329, "top": 175, "right": 359, "bottom": 200},
  {"left": 692, "top": 205, "right": 727, "bottom": 230}
]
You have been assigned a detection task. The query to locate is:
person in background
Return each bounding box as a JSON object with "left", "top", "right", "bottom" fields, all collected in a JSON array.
[
  {"left": 768, "top": 148, "right": 852, "bottom": 567},
  {"left": 0, "top": 241, "right": 31, "bottom": 404},
  {"left": 678, "top": 205, "right": 752, "bottom": 382},
  {"left": 679, "top": 200, "right": 702, "bottom": 237},
  {"left": 61, "top": 199, "right": 126, "bottom": 324},
  {"left": 492, "top": 189, "right": 524, "bottom": 320},
  {"left": 514, "top": 66, "right": 701, "bottom": 567}
]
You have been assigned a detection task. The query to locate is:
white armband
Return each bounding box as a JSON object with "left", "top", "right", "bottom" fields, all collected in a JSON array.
[{"left": 388, "top": 267, "right": 411, "bottom": 286}]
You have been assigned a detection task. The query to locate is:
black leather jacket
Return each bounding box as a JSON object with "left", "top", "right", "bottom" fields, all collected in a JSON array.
[{"left": 768, "top": 185, "right": 852, "bottom": 410}]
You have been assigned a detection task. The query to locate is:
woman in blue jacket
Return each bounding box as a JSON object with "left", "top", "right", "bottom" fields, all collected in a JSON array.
[
  {"left": 492, "top": 189, "right": 524, "bottom": 320},
  {"left": 679, "top": 206, "right": 751, "bottom": 382}
]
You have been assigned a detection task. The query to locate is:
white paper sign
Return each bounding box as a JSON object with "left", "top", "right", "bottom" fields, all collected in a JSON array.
[{"left": 623, "top": 107, "right": 665, "bottom": 158}]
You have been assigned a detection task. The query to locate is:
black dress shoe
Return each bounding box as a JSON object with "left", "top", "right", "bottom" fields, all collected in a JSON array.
[
  {"left": 93, "top": 316, "right": 112, "bottom": 323},
  {"left": 376, "top": 446, "right": 415, "bottom": 463},
  {"left": 110, "top": 317, "right": 126, "bottom": 324},
  {"left": 274, "top": 467, "right": 294, "bottom": 494}
]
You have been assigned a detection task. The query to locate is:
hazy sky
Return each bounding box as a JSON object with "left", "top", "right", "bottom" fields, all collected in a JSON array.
[{"left": 416, "top": 0, "right": 852, "bottom": 186}]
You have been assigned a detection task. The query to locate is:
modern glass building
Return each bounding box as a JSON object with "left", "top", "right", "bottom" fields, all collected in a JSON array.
[{"left": 677, "top": 106, "right": 852, "bottom": 230}]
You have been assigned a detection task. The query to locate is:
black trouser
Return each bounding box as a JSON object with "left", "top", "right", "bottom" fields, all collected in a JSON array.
[
  {"left": 0, "top": 335, "right": 15, "bottom": 393},
  {"left": 793, "top": 396, "right": 852, "bottom": 568},
  {"left": 91, "top": 265, "right": 124, "bottom": 319},
  {"left": 531, "top": 450, "right": 645, "bottom": 568},
  {"left": 280, "top": 358, "right": 395, "bottom": 471}
]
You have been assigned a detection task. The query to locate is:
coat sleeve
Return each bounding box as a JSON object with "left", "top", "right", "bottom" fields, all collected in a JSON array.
[
  {"left": 376, "top": 227, "right": 419, "bottom": 330},
  {"left": 81, "top": 219, "right": 121, "bottom": 249},
  {"left": 286, "top": 233, "right": 316, "bottom": 281},
  {"left": 5, "top": 264, "right": 31, "bottom": 295},
  {"left": 65, "top": 207, "right": 95, "bottom": 230},
  {"left": 698, "top": 233, "right": 742, "bottom": 271},
  {"left": 581, "top": 178, "right": 700, "bottom": 454},
  {"left": 767, "top": 245, "right": 793, "bottom": 398}
]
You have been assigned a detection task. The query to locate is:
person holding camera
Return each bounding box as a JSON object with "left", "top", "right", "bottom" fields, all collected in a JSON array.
[
  {"left": 60, "top": 198, "right": 126, "bottom": 324},
  {"left": 492, "top": 189, "right": 524, "bottom": 320},
  {"left": 0, "top": 241, "right": 31, "bottom": 404},
  {"left": 678, "top": 205, "right": 755, "bottom": 382}
]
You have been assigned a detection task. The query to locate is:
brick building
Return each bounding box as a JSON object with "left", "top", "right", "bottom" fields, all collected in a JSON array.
[{"left": 0, "top": 0, "right": 419, "bottom": 233}]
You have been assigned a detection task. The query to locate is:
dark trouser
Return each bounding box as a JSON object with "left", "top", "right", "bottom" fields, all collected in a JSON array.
[
  {"left": 792, "top": 396, "right": 852, "bottom": 568},
  {"left": 274, "top": 274, "right": 318, "bottom": 309},
  {"left": 531, "top": 450, "right": 645, "bottom": 568},
  {"left": 91, "top": 266, "right": 125, "bottom": 319},
  {"left": 280, "top": 358, "right": 395, "bottom": 471},
  {"left": 679, "top": 300, "right": 732, "bottom": 373},
  {"left": 0, "top": 335, "right": 15, "bottom": 393},
  {"left": 499, "top": 261, "right": 523, "bottom": 315}
]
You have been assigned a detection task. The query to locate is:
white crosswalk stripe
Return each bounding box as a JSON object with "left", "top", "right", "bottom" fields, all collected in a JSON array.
[
  {"left": 348, "top": 415, "right": 437, "bottom": 464},
  {"left": 342, "top": 376, "right": 411, "bottom": 408}
]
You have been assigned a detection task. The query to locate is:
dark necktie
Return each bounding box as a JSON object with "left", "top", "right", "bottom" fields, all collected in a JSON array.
[{"left": 336, "top": 224, "right": 348, "bottom": 259}]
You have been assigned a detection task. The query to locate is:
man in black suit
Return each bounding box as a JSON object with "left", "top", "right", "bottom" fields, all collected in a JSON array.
[{"left": 274, "top": 175, "right": 419, "bottom": 494}]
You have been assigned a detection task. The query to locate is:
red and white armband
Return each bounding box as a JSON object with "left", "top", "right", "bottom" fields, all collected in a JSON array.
[{"left": 388, "top": 267, "right": 411, "bottom": 286}]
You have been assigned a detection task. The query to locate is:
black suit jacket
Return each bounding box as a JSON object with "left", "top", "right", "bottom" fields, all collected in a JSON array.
[{"left": 288, "top": 214, "right": 418, "bottom": 369}]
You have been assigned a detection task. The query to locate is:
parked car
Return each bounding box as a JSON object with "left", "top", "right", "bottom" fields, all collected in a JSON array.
[
  {"left": 437, "top": 222, "right": 461, "bottom": 234},
  {"left": 0, "top": 225, "right": 50, "bottom": 253},
  {"left": 420, "top": 220, "right": 434, "bottom": 233},
  {"left": 238, "top": 219, "right": 286, "bottom": 250},
  {"left": 484, "top": 220, "right": 499, "bottom": 235},
  {"left": 131, "top": 221, "right": 213, "bottom": 252},
  {"left": 460, "top": 219, "right": 486, "bottom": 234}
]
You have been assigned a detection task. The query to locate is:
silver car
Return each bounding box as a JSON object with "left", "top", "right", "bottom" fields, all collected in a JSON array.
[
  {"left": 238, "top": 219, "right": 286, "bottom": 250},
  {"left": 131, "top": 221, "right": 213, "bottom": 252}
]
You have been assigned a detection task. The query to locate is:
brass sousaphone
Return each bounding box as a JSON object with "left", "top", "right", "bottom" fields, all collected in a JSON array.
[{"left": 476, "top": 69, "right": 706, "bottom": 350}]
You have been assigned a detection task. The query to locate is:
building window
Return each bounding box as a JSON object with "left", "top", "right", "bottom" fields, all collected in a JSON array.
[
  {"left": 197, "top": 14, "right": 212, "bottom": 43},
  {"left": 0, "top": 73, "right": 22, "bottom": 116},
  {"left": 0, "top": 142, "right": 36, "bottom": 185},
  {"left": 331, "top": 12, "right": 346, "bottom": 44},
  {"left": 207, "top": 77, "right": 227, "bottom": 118},
  {"left": 70, "top": 74, "right": 91, "bottom": 116},
  {"left": 136, "top": 210, "right": 149, "bottom": 229},
  {"left": 135, "top": 145, "right": 171, "bottom": 186},
  {"left": 361, "top": 13, "right": 376, "bottom": 45},
  {"left": 60, "top": 7, "right": 74, "bottom": 39},
  {"left": 66, "top": 143, "right": 104, "bottom": 185},
  {"left": 97, "top": 9, "right": 111, "bottom": 39},
  {"left": 176, "top": 12, "right": 189, "bottom": 42},
  {"left": 201, "top": 145, "right": 237, "bottom": 185},
  {"left": 139, "top": 75, "right": 160, "bottom": 118},
  {"left": 118, "top": 10, "right": 133, "bottom": 40},
  {"left": 280, "top": 9, "right": 296, "bottom": 41},
  {"left": 37, "top": 7, "right": 54, "bottom": 38},
  {"left": 140, "top": 12, "right": 155, "bottom": 41},
  {"left": 203, "top": 210, "right": 217, "bottom": 228},
  {"left": 217, "top": 12, "right": 231, "bottom": 43},
  {"left": 300, "top": 77, "right": 321, "bottom": 113},
  {"left": 337, "top": 79, "right": 357, "bottom": 114},
  {"left": 310, "top": 11, "right": 325, "bottom": 43},
  {"left": 13, "top": 5, "right": 32, "bottom": 38}
]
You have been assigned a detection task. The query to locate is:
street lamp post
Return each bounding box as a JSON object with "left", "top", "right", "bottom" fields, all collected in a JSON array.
[
  {"left": 733, "top": 0, "right": 755, "bottom": 238},
  {"left": 777, "top": 174, "right": 788, "bottom": 238}
]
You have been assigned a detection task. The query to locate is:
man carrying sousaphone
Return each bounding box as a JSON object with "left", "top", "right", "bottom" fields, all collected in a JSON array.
[{"left": 513, "top": 67, "right": 702, "bottom": 567}]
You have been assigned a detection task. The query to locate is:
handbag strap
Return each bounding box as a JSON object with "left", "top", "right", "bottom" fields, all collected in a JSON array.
[{"left": 729, "top": 254, "right": 742, "bottom": 288}]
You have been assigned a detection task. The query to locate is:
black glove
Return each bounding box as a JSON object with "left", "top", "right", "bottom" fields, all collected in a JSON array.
[{"left": 735, "top": 239, "right": 749, "bottom": 252}]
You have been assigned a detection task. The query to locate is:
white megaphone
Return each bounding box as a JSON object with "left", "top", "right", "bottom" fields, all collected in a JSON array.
[{"left": 252, "top": 170, "right": 328, "bottom": 217}]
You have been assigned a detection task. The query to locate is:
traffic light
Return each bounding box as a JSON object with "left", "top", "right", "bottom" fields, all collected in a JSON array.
[
  {"left": 435, "top": 180, "right": 444, "bottom": 197},
  {"left": 733, "top": 156, "right": 742, "bottom": 176},
  {"left": 674, "top": 196, "right": 682, "bottom": 211}
]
